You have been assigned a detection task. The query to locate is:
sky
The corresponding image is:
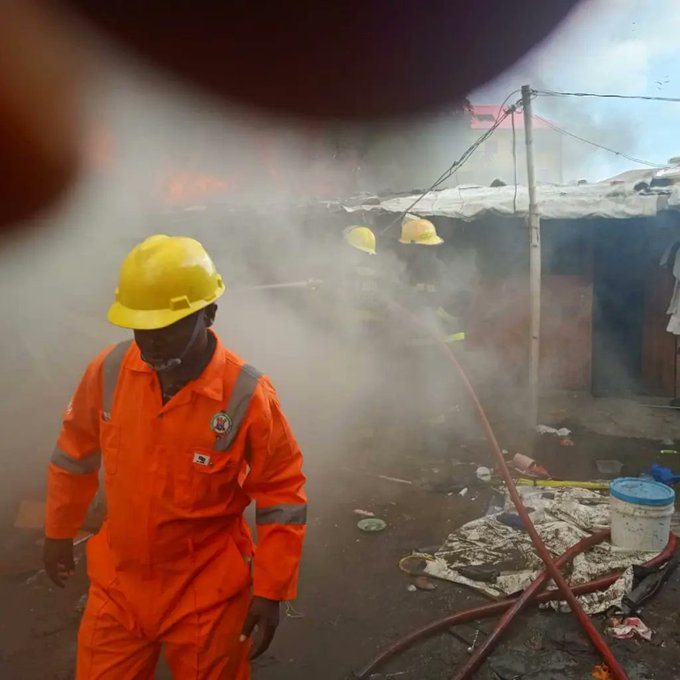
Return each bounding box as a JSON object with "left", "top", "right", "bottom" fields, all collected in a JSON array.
[{"left": 471, "top": 0, "right": 680, "bottom": 180}]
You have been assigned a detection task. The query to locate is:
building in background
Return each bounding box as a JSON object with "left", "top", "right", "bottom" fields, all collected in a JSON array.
[{"left": 453, "top": 105, "right": 564, "bottom": 186}]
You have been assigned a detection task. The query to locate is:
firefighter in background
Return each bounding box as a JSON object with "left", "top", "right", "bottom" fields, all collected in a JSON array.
[
  {"left": 341, "top": 225, "right": 384, "bottom": 329},
  {"left": 397, "top": 215, "right": 465, "bottom": 448},
  {"left": 43, "top": 235, "right": 306, "bottom": 679}
]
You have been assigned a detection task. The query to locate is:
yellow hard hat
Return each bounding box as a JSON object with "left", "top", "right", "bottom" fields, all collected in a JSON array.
[
  {"left": 107, "top": 234, "right": 225, "bottom": 330},
  {"left": 344, "top": 226, "right": 376, "bottom": 255},
  {"left": 399, "top": 217, "right": 444, "bottom": 246}
]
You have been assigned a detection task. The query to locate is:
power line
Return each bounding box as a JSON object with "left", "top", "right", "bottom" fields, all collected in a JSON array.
[
  {"left": 535, "top": 89, "right": 680, "bottom": 104},
  {"left": 379, "top": 94, "right": 524, "bottom": 235},
  {"left": 511, "top": 109, "right": 518, "bottom": 214},
  {"left": 539, "top": 118, "right": 666, "bottom": 168}
]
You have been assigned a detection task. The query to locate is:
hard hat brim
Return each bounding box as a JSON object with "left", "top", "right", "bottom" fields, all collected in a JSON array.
[
  {"left": 107, "top": 288, "right": 224, "bottom": 330},
  {"left": 352, "top": 245, "right": 377, "bottom": 255},
  {"left": 398, "top": 235, "right": 444, "bottom": 246}
]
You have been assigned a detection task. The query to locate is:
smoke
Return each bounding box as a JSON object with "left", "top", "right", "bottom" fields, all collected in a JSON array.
[
  {"left": 0, "top": 44, "right": 489, "bottom": 521},
  {"left": 472, "top": 0, "right": 680, "bottom": 181}
]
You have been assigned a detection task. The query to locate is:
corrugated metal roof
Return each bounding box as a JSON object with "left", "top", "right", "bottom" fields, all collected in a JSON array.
[{"left": 344, "top": 181, "right": 676, "bottom": 221}]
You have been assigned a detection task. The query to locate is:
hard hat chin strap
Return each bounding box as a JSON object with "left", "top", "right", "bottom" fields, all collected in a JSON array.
[{"left": 142, "top": 312, "right": 205, "bottom": 373}]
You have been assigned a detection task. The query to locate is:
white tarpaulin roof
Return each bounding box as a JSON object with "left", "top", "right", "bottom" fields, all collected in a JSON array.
[{"left": 344, "top": 182, "right": 674, "bottom": 221}]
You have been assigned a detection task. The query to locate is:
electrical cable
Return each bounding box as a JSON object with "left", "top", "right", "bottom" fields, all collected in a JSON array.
[
  {"left": 511, "top": 109, "right": 518, "bottom": 213},
  {"left": 536, "top": 89, "right": 680, "bottom": 104},
  {"left": 378, "top": 93, "right": 524, "bottom": 235},
  {"left": 539, "top": 118, "right": 666, "bottom": 169}
]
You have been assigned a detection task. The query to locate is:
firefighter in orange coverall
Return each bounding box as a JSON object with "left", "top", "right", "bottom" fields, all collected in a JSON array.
[{"left": 43, "top": 234, "right": 307, "bottom": 679}]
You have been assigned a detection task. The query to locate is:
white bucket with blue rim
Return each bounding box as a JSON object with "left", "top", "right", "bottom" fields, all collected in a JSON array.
[{"left": 610, "top": 478, "right": 675, "bottom": 552}]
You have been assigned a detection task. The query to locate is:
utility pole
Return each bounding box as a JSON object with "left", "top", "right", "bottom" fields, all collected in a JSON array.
[{"left": 522, "top": 84, "right": 541, "bottom": 432}]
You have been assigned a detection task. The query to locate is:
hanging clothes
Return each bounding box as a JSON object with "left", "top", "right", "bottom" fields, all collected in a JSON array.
[{"left": 661, "top": 240, "right": 680, "bottom": 335}]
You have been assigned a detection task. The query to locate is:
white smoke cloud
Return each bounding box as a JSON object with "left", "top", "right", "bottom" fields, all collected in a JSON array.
[{"left": 472, "top": 0, "right": 680, "bottom": 179}]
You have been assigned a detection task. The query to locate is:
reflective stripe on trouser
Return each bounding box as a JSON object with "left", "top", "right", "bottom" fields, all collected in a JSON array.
[
  {"left": 77, "top": 581, "right": 251, "bottom": 680},
  {"left": 256, "top": 503, "right": 307, "bottom": 525}
]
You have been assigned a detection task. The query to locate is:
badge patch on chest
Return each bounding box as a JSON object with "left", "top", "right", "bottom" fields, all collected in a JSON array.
[
  {"left": 210, "top": 412, "right": 232, "bottom": 435},
  {"left": 193, "top": 452, "right": 212, "bottom": 466}
]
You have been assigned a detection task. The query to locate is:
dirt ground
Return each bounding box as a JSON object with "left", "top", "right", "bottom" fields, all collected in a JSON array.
[{"left": 2, "top": 417, "right": 680, "bottom": 679}]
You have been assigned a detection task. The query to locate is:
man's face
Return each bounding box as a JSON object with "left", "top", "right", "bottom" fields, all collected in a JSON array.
[{"left": 134, "top": 310, "right": 204, "bottom": 366}]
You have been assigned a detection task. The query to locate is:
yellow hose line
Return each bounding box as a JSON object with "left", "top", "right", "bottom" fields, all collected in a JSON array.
[{"left": 516, "top": 478, "right": 609, "bottom": 490}]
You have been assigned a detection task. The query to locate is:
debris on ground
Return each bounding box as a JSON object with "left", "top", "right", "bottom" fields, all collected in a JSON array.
[
  {"left": 413, "top": 576, "right": 436, "bottom": 591},
  {"left": 512, "top": 453, "right": 550, "bottom": 479},
  {"left": 406, "top": 584, "right": 417, "bottom": 592},
  {"left": 284, "top": 601, "right": 305, "bottom": 619},
  {"left": 537, "top": 424, "right": 572, "bottom": 438},
  {"left": 353, "top": 509, "right": 375, "bottom": 518},
  {"left": 459, "top": 487, "right": 468, "bottom": 497},
  {"left": 357, "top": 518, "right": 387, "bottom": 533},
  {"left": 644, "top": 463, "right": 680, "bottom": 486},
  {"left": 606, "top": 615, "right": 653, "bottom": 641},
  {"left": 592, "top": 662, "right": 613, "bottom": 679},
  {"left": 376, "top": 475, "right": 412, "bottom": 486},
  {"left": 416, "top": 487, "right": 660, "bottom": 612},
  {"left": 475, "top": 466, "right": 492, "bottom": 482}
]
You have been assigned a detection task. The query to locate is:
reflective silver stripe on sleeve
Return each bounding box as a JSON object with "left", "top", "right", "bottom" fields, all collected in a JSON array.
[
  {"left": 101, "top": 340, "right": 133, "bottom": 420},
  {"left": 213, "top": 364, "right": 262, "bottom": 452},
  {"left": 256, "top": 503, "right": 307, "bottom": 526},
  {"left": 50, "top": 447, "right": 101, "bottom": 474}
]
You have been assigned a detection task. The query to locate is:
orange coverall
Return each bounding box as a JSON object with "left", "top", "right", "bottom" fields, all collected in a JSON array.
[{"left": 46, "top": 334, "right": 307, "bottom": 679}]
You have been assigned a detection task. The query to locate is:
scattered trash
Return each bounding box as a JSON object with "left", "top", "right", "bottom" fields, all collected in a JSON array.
[
  {"left": 596, "top": 459, "right": 623, "bottom": 477},
  {"left": 353, "top": 509, "right": 376, "bottom": 518},
  {"left": 284, "top": 601, "right": 305, "bottom": 619},
  {"left": 414, "top": 576, "right": 436, "bottom": 591},
  {"left": 606, "top": 616, "right": 653, "bottom": 641},
  {"left": 496, "top": 512, "right": 526, "bottom": 531},
  {"left": 660, "top": 449, "right": 679, "bottom": 455},
  {"left": 592, "top": 662, "right": 612, "bottom": 679},
  {"left": 466, "top": 629, "right": 480, "bottom": 655},
  {"left": 357, "top": 518, "right": 387, "bottom": 533},
  {"left": 486, "top": 491, "right": 505, "bottom": 516},
  {"left": 512, "top": 453, "right": 550, "bottom": 479},
  {"left": 459, "top": 487, "right": 469, "bottom": 497},
  {"left": 619, "top": 556, "right": 679, "bottom": 615},
  {"left": 536, "top": 424, "right": 572, "bottom": 438},
  {"left": 419, "top": 487, "right": 658, "bottom": 611},
  {"left": 406, "top": 584, "right": 417, "bottom": 592},
  {"left": 398, "top": 553, "right": 433, "bottom": 576},
  {"left": 559, "top": 437, "right": 575, "bottom": 447},
  {"left": 456, "top": 565, "right": 500, "bottom": 583},
  {"left": 376, "top": 475, "right": 413, "bottom": 486},
  {"left": 475, "top": 466, "right": 492, "bottom": 482},
  {"left": 643, "top": 463, "right": 680, "bottom": 486}
]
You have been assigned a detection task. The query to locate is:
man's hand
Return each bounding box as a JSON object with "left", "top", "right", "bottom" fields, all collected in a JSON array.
[
  {"left": 240, "top": 596, "right": 280, "bottom": 660},
  {"left": 43, "top": 537, "right": 75, "bottom": 588}
]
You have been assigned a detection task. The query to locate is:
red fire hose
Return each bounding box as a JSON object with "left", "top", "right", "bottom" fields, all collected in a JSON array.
[
  {"left": 373, "top": 301, "right": 670, "bottom": 679},
  {"left": 354, "top": 531, "right": 676, "bottom": 678}
]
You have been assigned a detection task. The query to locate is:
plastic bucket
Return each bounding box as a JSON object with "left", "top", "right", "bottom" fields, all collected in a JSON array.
[{"left": 610, "top": 477, "right": 675, "bottom": 552}]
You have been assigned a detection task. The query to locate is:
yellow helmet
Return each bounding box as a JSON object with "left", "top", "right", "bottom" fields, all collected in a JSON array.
[
  {"left": 399, "top": 217, "right": 444, "bottom": 246},
  {"left": 344, "top": 225, "right": 376, "bottom": 255},
  {"left": 107, "top": 234, "right": 225, "bottom": 330}
]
